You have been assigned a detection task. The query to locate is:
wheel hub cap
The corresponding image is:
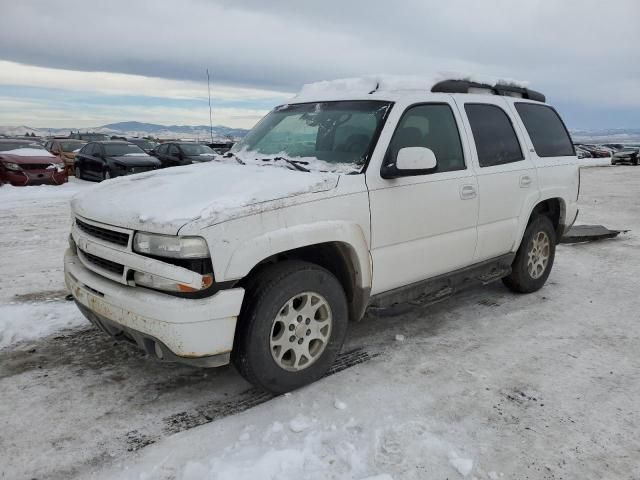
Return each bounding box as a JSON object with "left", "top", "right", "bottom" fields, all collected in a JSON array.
[
  {"left": 527, "top": 231, "right": 550, "bottom": 280},
  {"left": 269, "top": 292, "right": 332, "bottom": 372}
]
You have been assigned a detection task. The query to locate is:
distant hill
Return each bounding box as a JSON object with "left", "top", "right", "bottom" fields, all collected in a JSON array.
[{"left": 0, "top": 122, "right": 249, "bottom": 140}]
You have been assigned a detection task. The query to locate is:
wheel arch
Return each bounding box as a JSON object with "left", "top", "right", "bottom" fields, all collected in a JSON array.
[
  {"left": 226, "top": 222, "right": 372, "bottom": 322},
  {"left": 516, "top": 196, "right": 566, "bottom": 248}
]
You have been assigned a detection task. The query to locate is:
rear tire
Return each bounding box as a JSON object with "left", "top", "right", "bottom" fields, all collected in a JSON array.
[
  {"left": 232, "top": 260, "right": 348, "bottom": 394},
  {"left": 75, "top": 165, "right": 83, "bottom": 179},
  {"left": 503, "top": 215, "right": 556, "bottom": 294},
  {"left": 103, "top": 169, "right": 112, "bottom": 181}
]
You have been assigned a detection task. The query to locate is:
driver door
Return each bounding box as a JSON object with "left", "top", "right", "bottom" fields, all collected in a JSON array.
[{"left": 366, "top": 101, "right": 479, "bottom": 295}]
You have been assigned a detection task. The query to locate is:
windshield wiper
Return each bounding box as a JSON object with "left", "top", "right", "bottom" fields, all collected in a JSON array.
[
  {"left": 223, "top": 152, "right": 245, "bottom": 165},
  {"left": 261, "top": 156, "right": 310, "bottom": 172}
]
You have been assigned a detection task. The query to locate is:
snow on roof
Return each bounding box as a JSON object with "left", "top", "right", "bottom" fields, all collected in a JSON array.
[
  {"left": 294, "top": 73, "right": 529, "bottom": 100},
  {"left": 1, "top": 148, "right": 54, "bottom": 157}
]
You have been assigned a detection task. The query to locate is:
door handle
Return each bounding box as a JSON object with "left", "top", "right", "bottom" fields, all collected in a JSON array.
[
  {"left": 460, "top": 184, "right": 477, "bottom": 200},
  {"left": 520, "top": 175, "right": 533, "bottom": 188}
]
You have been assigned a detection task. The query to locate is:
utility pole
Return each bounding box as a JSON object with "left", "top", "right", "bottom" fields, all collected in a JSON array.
[{"left": 207, "top": 69, "right": 214, "bottom": 144}]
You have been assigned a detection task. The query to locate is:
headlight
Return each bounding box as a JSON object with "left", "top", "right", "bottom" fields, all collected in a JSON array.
[
  {"left": 133, "top": 271, "right": 213, "bottom": 293},
  {"left": 2, "top": 162, "right": 21, "bottom": 171},
  {"left": 133, "top": 232, "right": 209, "bottom": 259}
]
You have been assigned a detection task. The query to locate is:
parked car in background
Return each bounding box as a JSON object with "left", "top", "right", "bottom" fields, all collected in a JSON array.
[
  {"left": 152, "top": 142, "right": 217, "bottom": 167},
  {"left": 70, "top": 132, "right": 110, "bottom": 142},
  {"left": 45, "top": 138, "right": 87, "bottom": 175},
  {"left": 575, "top": 146, "right": 593, "bottom": 159},
  {"left": 207, "top": 141, "right": 235, "bottom": 154},
  {"left": 575, "top": 144, "right": 611, "bottom": 158},
  {"left": 611, "top": 147, "right": 639, "bottom": 165},
  {"left": 74, "top": 141, "right": 161, "bottom": 181},
  {"left": 126, "top": 138, "right": 158, "bottom": 154},
  {"left": 0, "top": 139, "right": 67, "bottom": 186},
  {"left": 602, "top": 143, "right": 625, "bottom": 151}
]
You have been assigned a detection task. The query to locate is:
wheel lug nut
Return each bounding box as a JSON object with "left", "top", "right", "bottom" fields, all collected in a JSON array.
[
  {"left": 289, "top": 336, "right": 296, "bottom": 342},
  {"left": 306, "top": 329, "right": 311, "bottom": 336},
  {"left": 297, "top": 338, "right": 304, "bottom": 345},
  {"left": 289, "top": 324, "right": 295, "bottom": 331},
  {"left": 297, "top": 315, "right": 302, "bottom": 323},
  {"left": 305, "top": 318, "right": 310, "bottom": 325}
]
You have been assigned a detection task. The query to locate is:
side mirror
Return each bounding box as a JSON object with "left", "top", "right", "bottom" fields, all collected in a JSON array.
[{"left": 382, "top": 146, "right": 437, "bottom": 178}]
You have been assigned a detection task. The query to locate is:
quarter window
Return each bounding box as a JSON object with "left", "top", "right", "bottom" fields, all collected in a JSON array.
[
  {"left": 515, "top": 103, "right": 575, "bottom": 157},
  {"left": 386, "top": 104, "right": 465, "bottom": 173},
  {"left": 465, "top": 104, "right": 524, "bottom": 167}
]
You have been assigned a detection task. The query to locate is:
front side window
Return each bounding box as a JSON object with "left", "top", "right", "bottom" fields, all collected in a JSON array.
[
  {"left": 515, "top": 103, "right": 575, "bottom": 157},
  {"left": 231, "top": 100, "right": 392, "bottom": 173},
  {"left": 385, "top": 103, "right": 465, "bottom": 173},
  {"left": 465, "top": 104, "right": 524, "bottom": 167}
]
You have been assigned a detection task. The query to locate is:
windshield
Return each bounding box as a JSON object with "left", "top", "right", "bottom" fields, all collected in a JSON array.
[
  {"left": 61, "top": 142, "right": 85, "bottom": 151},
  {"left": 130, "top": 140, "right": 157, "bottom": 150},
  {"left": 104, "top": 143, "right": 147, "bottom": 156},
  {"left": 180, "top": 144, "right": 215, "bottom": 155},
  {"left": 0, "top": 142, "right": 37, "bottom": 151},
  {"left": 231, "top": 100, "right": 392, "bottom": 173}
]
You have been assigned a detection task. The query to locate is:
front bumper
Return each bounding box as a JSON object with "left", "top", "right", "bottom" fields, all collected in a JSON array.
[
  {"left": 65, "top": 248, "right": 245, "bottom": 366},
  {"left": 0, "top": 169, "right": 67, "bottom": 186}
]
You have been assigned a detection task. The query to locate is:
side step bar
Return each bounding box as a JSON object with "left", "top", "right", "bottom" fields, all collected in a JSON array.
[{"left": 369, "top": 254, "right": 515, "bottom": 309}]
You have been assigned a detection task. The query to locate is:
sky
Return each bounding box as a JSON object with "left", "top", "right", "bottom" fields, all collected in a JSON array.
[{"left": 0, "top": 0, "right": 638, "bottom": 130}]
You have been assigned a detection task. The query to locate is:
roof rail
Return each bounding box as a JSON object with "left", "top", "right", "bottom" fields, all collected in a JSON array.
[{"left": 431, "top": 79, "right": 546, "bottom": 102}]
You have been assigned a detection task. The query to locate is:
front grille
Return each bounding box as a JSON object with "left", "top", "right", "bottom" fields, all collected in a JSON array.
[
  {"left": 20, "top": 163, "right": 52, "bottom": 170},
  {"left": 76, "top": 219, "right": 129, "bottom": 247},
  {"left": 81, "top": 249, "right": 125, "bottom": 275}
]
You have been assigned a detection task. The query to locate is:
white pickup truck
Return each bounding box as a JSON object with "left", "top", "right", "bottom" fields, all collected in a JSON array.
[{"left": 65, "top": 77, "right": 580, "bottom": 393}]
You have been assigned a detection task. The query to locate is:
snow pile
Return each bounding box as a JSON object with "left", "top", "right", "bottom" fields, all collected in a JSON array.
[
  {"left": 0, "top": 147, "right": 54, "bottom": 157},
  {"left": 295, "top": 73, "right": 529, "bottom": 99},
  {"left": 0, "top": 178, "right": 94, "bottom": 210},
  {"left": 70, "top": 162, "right": 339, "bottom": 230},
  {"left": 0, "top": 302, "right": 87, "bottom": 349}
]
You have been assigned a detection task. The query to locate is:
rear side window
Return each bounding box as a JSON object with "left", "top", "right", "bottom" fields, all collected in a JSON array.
[
  {"left": 465, "top": 104, "right": 524, "bottom": 167},
  {"left": 515, "top": 103, "right": 575, "bottom": 157},
  {"left": 386, "top": 103, "right": 465, "bottom": 173}
]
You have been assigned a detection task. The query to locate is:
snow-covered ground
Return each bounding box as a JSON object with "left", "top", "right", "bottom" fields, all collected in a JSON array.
[{"left": 1, "top": 165, "right": 639, "bottom": 480}]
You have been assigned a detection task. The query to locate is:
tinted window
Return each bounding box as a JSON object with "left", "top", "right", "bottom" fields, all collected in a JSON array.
[
  {"left": 168, "top": 144, "right": 180, "bottom": 155},
  {"left": 103, "top": 143, "right": 146, "bottom": 156},
  {"left": 180, "top": 144, "right": 215, "bottom": 155},
  {"left": 515, "top": 103, "right": 574, "bottom": 157},
  {"left": 82, "top": 143, "right": 94, "bottom": 155},
  {"left": 157, "top": 144, "right": 167, "bottom": 154},
  {"left": 386, "top": 103, "right": 465, "bottom": 173},
  {"left": 465, "top": 104, "right": 524, "bottom": 167}
]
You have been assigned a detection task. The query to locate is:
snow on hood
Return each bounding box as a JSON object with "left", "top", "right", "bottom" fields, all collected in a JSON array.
[
  {"left": 71, "top": 161, "right": 339, "bottom": 234},
  {"left": 295, "top": 73, "right": 529, "bottom": 100},
  {"left": 0, "top": 148, "right": 54, "bottom": 157}
]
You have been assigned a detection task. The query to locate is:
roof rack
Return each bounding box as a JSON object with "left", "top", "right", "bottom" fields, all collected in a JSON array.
[{"left": 431, "top": 79, "right": 546, "bottom": 103}]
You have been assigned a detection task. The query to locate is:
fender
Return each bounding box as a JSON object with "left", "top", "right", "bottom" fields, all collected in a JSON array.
[
  {"left": 224, "top": 220, "right": 372, "bottom": 289},
  {"left": 514, "top": 193, "right": 567, "bottom": 250}
]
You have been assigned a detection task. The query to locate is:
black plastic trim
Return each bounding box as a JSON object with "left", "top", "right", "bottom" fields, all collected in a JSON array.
[{"left": 432, "top": 79, "right": 546, "bottom": 103}]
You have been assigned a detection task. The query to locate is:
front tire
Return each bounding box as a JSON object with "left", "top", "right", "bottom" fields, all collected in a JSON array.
[
  {"left": 232, "top": 261, "right": 348, "bottom": 394},
  {"left": 503, "top": 215, "right": 556, "bottom": 293},
  {"left": 75, "top": 164, "right": 83, "bottom": 179},
  {"left": 103, "top": 168, "right": 112, "bottom": 181}
]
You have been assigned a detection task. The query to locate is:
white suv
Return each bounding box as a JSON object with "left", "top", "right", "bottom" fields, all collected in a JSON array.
[{"left": 64, "top": 77, "right": 580, "bottom": 393}]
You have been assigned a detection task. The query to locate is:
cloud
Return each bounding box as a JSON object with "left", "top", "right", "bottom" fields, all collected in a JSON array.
[{"left": 0, "top": 0, "right": 639, "bottom": 128}]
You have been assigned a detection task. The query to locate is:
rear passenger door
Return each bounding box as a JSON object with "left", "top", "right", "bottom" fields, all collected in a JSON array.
[{"left": 456, "top": 97, "right": 539, "bottom": 261}]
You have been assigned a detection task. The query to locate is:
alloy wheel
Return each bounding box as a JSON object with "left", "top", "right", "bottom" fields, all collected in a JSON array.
[
  {"left": 269, "top": 292, "right": 332, "bottom": 371},
  {"left": 527, "top": 231, "right": 551, "bottom": 279}
]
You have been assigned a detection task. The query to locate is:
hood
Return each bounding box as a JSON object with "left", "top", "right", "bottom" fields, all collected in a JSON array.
[
  {"left": 0, "top": 152, "right": 61, "bottom": 165},
  {"left": 71, "top": 161, "right": 339, "bottom": 235},
  {"left": 613, "top": 149, "right": 638, "bottom": 156},
  {"left": 109, "top": 154, "right": 159, "bottom": 165}
]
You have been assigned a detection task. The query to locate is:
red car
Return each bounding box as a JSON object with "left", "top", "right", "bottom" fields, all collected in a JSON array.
[{"left": 0, "top": 139, "right": 68, "bottom": 186}]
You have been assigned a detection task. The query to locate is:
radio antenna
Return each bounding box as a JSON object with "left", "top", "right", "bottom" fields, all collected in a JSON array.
[{"left": 207, "top": 69, "right": 214, "bottom": 143}]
